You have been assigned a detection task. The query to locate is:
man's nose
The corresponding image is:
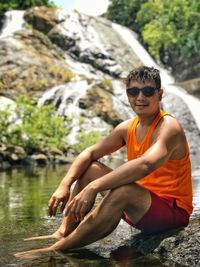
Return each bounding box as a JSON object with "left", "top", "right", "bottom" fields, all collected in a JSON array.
[{"left": 137, "top": 91, "right": 145, "bottom": 99}]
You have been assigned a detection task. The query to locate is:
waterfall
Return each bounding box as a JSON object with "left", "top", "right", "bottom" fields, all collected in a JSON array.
[
  {"left": 38, "top": 80, "right": 111, "bottom": 144},
  {"left": 112, "top": 23, "right": 200, "bottom": 130},
  {"left": 0, "top": 10, "right": 25, "bottom": 38}
]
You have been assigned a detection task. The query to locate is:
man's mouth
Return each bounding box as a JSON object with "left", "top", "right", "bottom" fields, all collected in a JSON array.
[{"left": 136, "top": 104, "right": 148, "bottom": 107}]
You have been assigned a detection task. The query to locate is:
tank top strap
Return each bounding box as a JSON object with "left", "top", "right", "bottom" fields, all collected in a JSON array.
[{"left": 146, "top": 111, "right": 168, "bottom": 139}]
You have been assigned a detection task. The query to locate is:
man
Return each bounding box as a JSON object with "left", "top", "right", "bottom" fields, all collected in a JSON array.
[{"left": 15, "top": 66, "right": 193, "bottom": 257}]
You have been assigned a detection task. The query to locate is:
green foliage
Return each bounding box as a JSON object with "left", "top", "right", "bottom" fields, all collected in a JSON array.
[
  {"left": 106, "top": 0, "right": 147, "bottom": 32},
  {"left": 0, "top": 0, "right": 55, "bottom": 11},
  {"left": 72, "top": 131, "right": 102, "bottom": 154},
  {"left": 101, "top": 79, "right": 113, "bottom": 93},
  {"left": 0, "top": 95, "right": 70, "bottom": 153},
  {"left": 107, "top": 0, "right": 200, "bottom": 63},
  {"left": 136, "top": 0, "right": 200, "bottom": 59},
  {"left": 70, "top": 114, "right": 110, "bottom": 154},
  {"left": 0, "top": 109, "right": 11, "bottom": 142}
]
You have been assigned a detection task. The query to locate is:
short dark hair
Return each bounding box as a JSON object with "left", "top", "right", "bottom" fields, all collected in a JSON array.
[{"left": 124, "top": 66, "right": 161, "bottom": 90}]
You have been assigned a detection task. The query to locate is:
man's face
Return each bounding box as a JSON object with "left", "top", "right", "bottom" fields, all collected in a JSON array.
[{"left": 126, "top": 80, "right": 163, "bottom": 116}]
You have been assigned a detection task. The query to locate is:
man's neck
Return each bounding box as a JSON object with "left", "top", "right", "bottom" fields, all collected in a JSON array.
[{"left": 137, "top": 110, "right": 160, "bottom": 127}]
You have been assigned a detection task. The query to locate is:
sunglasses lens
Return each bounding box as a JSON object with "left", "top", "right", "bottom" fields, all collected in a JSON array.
[
  {"left": 142, "top": 87, "right": 155, "bottom": 97},
  {"left": 127, "top": 88, "right": 139, "bottom": 96}
]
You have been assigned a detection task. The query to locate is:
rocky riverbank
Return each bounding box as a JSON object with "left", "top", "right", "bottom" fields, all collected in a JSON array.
[
  {"left": 0, "top": 143, "right": 74, "bottom": 170},
  {"left": 88, "top": 218, "right": 200, "bottom": 267}
]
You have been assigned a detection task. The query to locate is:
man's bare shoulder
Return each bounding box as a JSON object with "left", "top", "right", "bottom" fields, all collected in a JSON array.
[
  {"left": 113, "top": 119, "right": 134, "bottom": 138},
  {"left": 115, "top": 119, "right": 133, "bottom": 131},
  {"left": 154, "top": 115, "right": 187, "bottom": 159},
  {"left": 160, "top": 115, "right": 184, "bottom": 135}
]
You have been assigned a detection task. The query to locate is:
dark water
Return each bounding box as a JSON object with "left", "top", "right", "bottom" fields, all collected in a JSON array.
[{"left": 0, "top": 164, "right": 199, "bottom": 267}]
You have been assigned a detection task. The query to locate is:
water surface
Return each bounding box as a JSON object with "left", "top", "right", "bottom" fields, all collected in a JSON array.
[{"left": 0, "top": 165, "right": 199, "bottom": 267}]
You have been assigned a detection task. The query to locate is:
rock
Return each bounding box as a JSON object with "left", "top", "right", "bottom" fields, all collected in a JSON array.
[
  {"left": 0, "top": 144, "right": 26, "bottom": 164},
  {"left": 54, "top": 155, "right": 71, "bottom": 164},
  {"left": 132, "top": 218, "right": 200, "bottom": 267},
  {"left": 79, "top": 85, "right": 123, "bottom": 127},
  {"left": 88, "top": 218, "right": 200, "bottom": 266},
  {"left": 24, "top": 8, "right": 137, "bottom": 77},
  {"left": 0, "top": 161, "right": 11, "bottom": 170},
  {"left": 177, "top": 78, "right": 200, "bottom": 97},
  {"left": 0, "top": 28, "right": 74, "bottom": 98},
  {"left": 30, "top": 153, "right": 48, "bottom": 165},
  {"left": 0, "top": 12, "right": 5, "bottom": 32},
  {"left": 163, "top": 92, "right": 200, "bottom": 168},
  {"left": 24, "top": 6, "right": 59, "bottom": 34}
]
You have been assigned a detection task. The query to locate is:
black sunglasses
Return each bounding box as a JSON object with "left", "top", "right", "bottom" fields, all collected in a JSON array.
[{"left": 126, "top": 86, "right": 157, "bottom": 97}]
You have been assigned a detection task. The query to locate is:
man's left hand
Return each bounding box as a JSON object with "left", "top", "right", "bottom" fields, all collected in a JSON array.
[{"left": 65, "top": 185, "right": 97, "bottom": 221}]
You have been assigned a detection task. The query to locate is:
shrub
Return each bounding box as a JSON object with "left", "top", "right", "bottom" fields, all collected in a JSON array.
[
  {"left": 0, "top": 95, "right": 71, "bottom": 153},
  {"left": 72, "top": 131, "right": 102, "bottom": 154}
]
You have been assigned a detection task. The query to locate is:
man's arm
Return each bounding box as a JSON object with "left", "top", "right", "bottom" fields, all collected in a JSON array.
[{"left": 48, "top": 120, "right": 130, "bottom": 216}]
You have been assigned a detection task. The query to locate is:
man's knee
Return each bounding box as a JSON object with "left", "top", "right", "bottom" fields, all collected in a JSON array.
[
  {"left": 80, "top": 161, "right": 112, "bottom": 183},
  {"left": 107, "top": 183, "right": 150, "bottom": 208}
]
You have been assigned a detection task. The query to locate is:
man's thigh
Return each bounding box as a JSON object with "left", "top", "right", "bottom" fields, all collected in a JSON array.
[
  {"left": 123, "top": 190, "right": 189, "bottom": 234},
  {"left": 120, "top": 183, "right": 152, "bottom": 225}
]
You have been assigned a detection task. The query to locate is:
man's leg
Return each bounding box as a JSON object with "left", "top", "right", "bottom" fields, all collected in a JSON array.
[
  {"left": 50, "top": 182, "right": 151, "bottom": 251},
  {"left": 25, "top": 161, "right": 112, "bottom": 241},
  {"left": 53, "top": 161, "right": 112, "bottom": 238}
]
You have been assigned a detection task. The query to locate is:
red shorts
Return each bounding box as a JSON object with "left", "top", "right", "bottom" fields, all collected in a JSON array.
[{"left": 122, "top": 191, "right": 190, "bottom": 234}]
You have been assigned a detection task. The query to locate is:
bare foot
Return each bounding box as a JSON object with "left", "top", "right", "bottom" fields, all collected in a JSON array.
[
  {"left": 14, "top": 247, "right": 53, "bottom": 260},
  {"left": 53, "top": 219, "right": 80, "bottom": 238}
]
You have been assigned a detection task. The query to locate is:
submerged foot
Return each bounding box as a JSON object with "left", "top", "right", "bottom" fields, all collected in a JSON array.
[{"left": 14, "top": 247, "right": 53, "bottom": 260}]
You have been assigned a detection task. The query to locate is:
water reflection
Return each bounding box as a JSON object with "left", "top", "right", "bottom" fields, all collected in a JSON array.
[{"left": 0, "top": 165, "right": 199, "bottom": 267}]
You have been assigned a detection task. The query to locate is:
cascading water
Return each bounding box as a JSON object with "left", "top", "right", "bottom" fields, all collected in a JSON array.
[
  {"left": 0, "top": 10, "right": 25, "bottom": 38},
  {"left": 38, "top": 80, "right": 111, "bottom": 144}
]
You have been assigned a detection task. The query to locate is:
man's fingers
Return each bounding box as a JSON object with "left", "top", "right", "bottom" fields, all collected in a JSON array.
[
  {"left": 60, "top": 200, "right": 67, "bottom": 213},
  {"left": 48, "top": 197, "right": 55, "bottom": 216},
  {"left": 79, "top": 203, "right": 87, "bottom": 221},
  {"left": 51, "top": 199, "right": 60, "bottom": 217}
]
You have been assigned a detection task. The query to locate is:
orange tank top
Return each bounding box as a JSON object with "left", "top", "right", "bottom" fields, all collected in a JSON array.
[{"left": 126, "top": 111, "right": 193, "bottom": 215}]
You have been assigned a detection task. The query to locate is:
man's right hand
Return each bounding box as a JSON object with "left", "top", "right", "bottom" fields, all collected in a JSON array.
[{"left": 48, "top": 186, "right": 70, "bottom": 217}]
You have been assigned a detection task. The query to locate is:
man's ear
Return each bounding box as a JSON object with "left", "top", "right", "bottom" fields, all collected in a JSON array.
[
  {"left": 120, "top": 77, "right": 127, "bottom": 85},
  {"left": 159, "top": 89, "right": 164, "bottom": 101}
]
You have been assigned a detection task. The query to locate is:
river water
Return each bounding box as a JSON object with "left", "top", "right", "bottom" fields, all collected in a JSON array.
[{"left": 0, "top": 163, "right": 200, "bottom": 267}]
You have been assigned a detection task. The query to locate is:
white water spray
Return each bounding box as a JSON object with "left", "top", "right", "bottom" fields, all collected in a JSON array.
[{"left": 0, "top": 10, "right": 25, "bottom": 38}]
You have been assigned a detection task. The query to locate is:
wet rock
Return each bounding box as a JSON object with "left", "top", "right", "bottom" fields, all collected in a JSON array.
[
  {"left": 0, "top": 11, "right": 5, "bottom": 31},
  {"left": 79, "top": 85, "right": 123, "bottom": 127},
  {"left": 131, "top": 218, "right": 200, "bottom": 267},
  {"left": 163, "top": 50, "right": 200, "bottom": 82},
  {"left": 25, "top": 8, "right": 123, "bottom": 77},
  {"left": 0, "top": 144, "right": 26, "bottom": 165},
  {"left": 24, "top": 6, "right": 59, "bottom": 34},
  {"left": 30, "top": 153, "right": 48, "bottom": 165},
  {"left": 163, "top": 92, "right": 200, "bottom": 168},
  {"left": 177, "top": 78, "right": 200, "bottom": 97},
  {"left": 88, "top": 218, "right": 200, "bottom": 266},
  {"left": 54, "top": 155, "right": 71, "bottom": 164},
  {"left": 1, "top": 161, "right": 11, "bottom": 170},
  {"left": 0, "top": 29, "right": 73, "bottom": 98}
]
